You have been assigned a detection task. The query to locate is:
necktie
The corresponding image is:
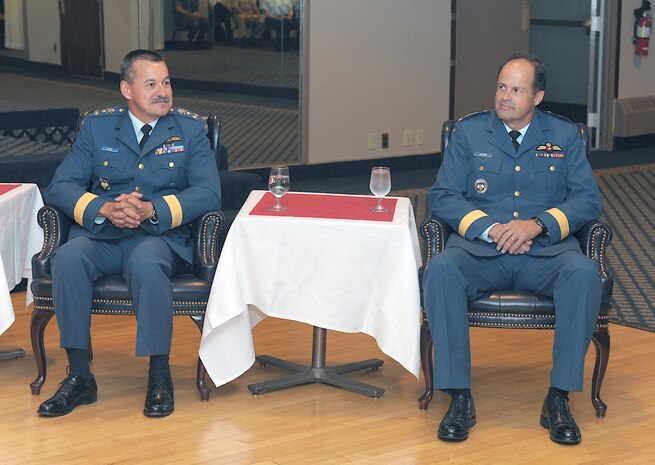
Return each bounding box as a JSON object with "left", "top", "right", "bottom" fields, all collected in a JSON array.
[
  {"left": 509, "top": 130, "right": 521, "bottom": 152},
  {"left": 139, "top": 124, "right": 152, "bottom": 150}
]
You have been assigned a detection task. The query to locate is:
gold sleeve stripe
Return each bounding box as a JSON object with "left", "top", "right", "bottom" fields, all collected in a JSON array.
[
  {"left": 546, "top": 207, "right": 570, "bottom": 239},
  {"left": 458, "top": 210, "right": 488, "bottom": 237},
  {"left": 163, "top": 194, "right": 183, "bottom": 228},
  {"left": 73, "top": 193, "right": 98, "bottom": 225}
]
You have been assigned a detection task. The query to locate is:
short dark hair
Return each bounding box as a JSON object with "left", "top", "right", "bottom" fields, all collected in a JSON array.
[
  {"left": 498, "top": 52, "right": 547, "bottom": 93},
  {"left": 120, "top": 49, "right": 166, "bottom": 83}
]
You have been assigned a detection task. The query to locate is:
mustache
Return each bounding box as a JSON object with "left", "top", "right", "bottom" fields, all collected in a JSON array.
[{"left": 151, "top": 96, "right": 171, "bottom": 104}]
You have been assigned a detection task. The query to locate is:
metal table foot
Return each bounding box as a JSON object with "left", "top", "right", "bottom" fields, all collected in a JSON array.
[
  {"left": 247, "top": 326, "right": 385, "bottom": 398},
  {"left": 0, "top": 348, "right": 25, "bottom": 360}
]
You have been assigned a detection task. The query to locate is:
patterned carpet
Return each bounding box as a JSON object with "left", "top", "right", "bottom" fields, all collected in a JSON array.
[{"left": 393, "top": 163, "right": 655, "bottom": 332}]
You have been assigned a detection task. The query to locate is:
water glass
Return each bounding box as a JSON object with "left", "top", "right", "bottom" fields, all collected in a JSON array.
[
  {"left": 369, "top": 166, "right": 391, "bottom": 212},
  {"left": 267, "top": 165, "right": 290, "bottom": 212}
]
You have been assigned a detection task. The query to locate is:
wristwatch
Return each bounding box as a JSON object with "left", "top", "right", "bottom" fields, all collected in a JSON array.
[
  {"left": 149, "top": 206, "right": 159, "bottom": 224},
  {"left": 532, "top": 217, "right": 548, "bottom": 236}
]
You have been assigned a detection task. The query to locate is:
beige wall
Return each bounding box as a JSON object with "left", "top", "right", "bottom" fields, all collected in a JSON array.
[
  {"left": 617, "top": 2, "right": 655, "bottom": 99},
  {"left": 303, "top": 0, "right": 451, "bottom": 164},
  {"left": 25, "top": 0, "right": 60, "bottom": 65}
]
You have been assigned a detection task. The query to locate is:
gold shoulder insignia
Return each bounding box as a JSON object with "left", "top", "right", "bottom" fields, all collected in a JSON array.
[
  {"left": 172, "top": 107, "right": 200, "bottom": 119},
  {"left": 89, "top": 106, "right": 127, "bottom": 117}
]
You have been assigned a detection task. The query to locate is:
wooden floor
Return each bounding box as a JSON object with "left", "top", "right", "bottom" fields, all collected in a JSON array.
[{"left": 1, "top": 291, "right": 654, "bottom": 465}]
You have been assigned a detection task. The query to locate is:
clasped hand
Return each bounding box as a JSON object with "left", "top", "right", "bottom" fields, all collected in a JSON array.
[
  {"left": 99, "top": 192, "right": 154, "bottom": 229},
  {"left": 489, "top": 219, "right": 542, "bottom": 255}
]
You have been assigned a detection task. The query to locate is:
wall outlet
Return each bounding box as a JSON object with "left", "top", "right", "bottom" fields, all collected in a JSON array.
[
  {"left": 381, "top": 132, "right": 389, "bottom": 149},
  {"left": 417, "top": 128, "right": 425, "bottom": 146},
  {"left": 404, "top": 129, "right": 412, "bottom": 147},
  {"left": 368, "top": 133, "right": 377, "bottom": 150}
]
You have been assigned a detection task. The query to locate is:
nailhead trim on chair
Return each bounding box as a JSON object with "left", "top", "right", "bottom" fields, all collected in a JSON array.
[
  {"left": 201, "top": 212, "right": 221, "bottom": 264},
  {"left": 36, "top": 209, "right": 57, "bottom": 259},
  {"left": 33, "top": 297, "right": 208, "bottom": 316}
]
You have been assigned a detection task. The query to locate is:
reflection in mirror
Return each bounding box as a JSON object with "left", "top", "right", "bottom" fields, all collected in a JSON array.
[
  {"left": 160, "top": 0, "right": 302, "bottom": 169},
  {"left": 0, "top": 0, "right": 27, "bottom": 59}
]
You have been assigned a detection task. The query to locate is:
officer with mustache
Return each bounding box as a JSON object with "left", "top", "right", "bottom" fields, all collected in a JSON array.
[{"left": 37, "top": 49, "right": 222, "bottom": 418}]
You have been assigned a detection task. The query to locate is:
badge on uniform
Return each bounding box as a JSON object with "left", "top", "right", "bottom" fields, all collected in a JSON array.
[
  {"left": 535, "top": 142, "right": 565, "bottom": 158},
  {"left": 99, "top": 177, "right": 111, "bottom": 191},
  {"left": 475, "top": 178, "right": 488, "bottom": 194}
]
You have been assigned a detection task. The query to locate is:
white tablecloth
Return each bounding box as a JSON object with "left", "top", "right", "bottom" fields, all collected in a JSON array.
[
  {"left": 199, "top": 190, "right": 422, "bottom": 387},
  {"left": 0, "top": 184, "right": 44, "bottom": 336}
]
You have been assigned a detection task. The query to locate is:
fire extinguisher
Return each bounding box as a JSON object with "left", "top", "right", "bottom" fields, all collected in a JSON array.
[{"left": 634, "top": 0, "right": 652, "bottom": 56}]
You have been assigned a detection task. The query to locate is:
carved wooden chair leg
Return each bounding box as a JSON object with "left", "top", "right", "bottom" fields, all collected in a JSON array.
[
  {"left": 191, "top": 315, "right": 211, "bottom": 401},
  {"left": 30, "top": 310, "right": 54, "bottom": 395},
  {"left": 591, "top": 328, "right": 610, "bottom": 417},
  {"left": 418, "top": 318, "right": 434, "bottom": 411}
]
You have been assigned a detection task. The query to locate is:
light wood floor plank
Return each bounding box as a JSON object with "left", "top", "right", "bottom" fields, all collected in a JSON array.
[{"left": 1, "top": 290, "right": 653, "bottom": 464}]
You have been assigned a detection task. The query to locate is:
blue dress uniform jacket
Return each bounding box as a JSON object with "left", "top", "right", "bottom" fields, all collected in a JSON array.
[
  {"left": 45, "top": 106, "right": 221, "bottom": 356},
  {"left": 46, "top": 106, "right": 222, "bottom": 264},
  {"left": 427, "top": 109, "right": 601, "bottom": 256},
  {"left": 422, "top": 109, "right": 603, "bottom": 392}
]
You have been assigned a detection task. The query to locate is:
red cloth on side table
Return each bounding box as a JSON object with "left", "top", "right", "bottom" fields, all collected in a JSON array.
[
  {"left": 0, "top": 184, "right": 22, "bottom": 196},
  {"left": 250, "top": 192, "right": 397, "bottom": 222}
]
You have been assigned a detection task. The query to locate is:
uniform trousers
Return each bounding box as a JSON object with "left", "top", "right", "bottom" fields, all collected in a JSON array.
[
  {"left": 422, "top": 247, "right": 602, "bottom": 392},
  {"left": 51, "top": 229, "right": 185, "bottom": 356}
]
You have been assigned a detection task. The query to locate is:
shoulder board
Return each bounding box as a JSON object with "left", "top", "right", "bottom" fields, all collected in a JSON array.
[
  {"left": 542, "top": 110, "right": 575, "bottom": 126},
  {"left": 169, "top": 107, "right": 201, "bottom": 120},
  {"left": 458, "top": 110, "right": 490, "bottom": 123},
  {"left": 87, "top": 106, "right": 127, "bottom": 118}
]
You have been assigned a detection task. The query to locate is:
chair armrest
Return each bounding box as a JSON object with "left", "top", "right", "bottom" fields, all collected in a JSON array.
[
  {"left": 574, "top": 220, "right": 614, "bottom": 297},
  {"left": 32, "top": 205, "right": 72, "bottom": 279},
  {"left": 419, "top": 215, "right": 452, "bottom": 262},
  {"left": 192, "top": 210, "right": 225, "bottom": 283}
]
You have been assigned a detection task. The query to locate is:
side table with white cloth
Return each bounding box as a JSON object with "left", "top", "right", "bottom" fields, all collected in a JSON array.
[
  {"left": 199, "top": 190, "right": 422, "bottom": 397},
  {"left": 0, "top": 183, "right": 45, "bottom": 359}
]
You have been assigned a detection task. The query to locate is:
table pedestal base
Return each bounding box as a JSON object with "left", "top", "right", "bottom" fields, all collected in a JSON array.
[
  {"left": 0, "top": 348, "right": 25, "bottom": 360},
  {"left": 247, "top": 326, "right": 385, "bottom": 398}
]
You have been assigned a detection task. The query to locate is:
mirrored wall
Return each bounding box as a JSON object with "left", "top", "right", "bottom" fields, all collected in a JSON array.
[
  {"left": 154, "top": 0, "right": 302, "bottom": 169},
  {"left": 0, "top": 0, "right": 303, "bottom": 170}
]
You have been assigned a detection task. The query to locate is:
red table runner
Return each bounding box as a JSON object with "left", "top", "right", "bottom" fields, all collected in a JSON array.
[
  {"left": 0, "top": 184, "right": 21, "bottom": 196},
  {"left": 250, "top": 192, "right": 397, "bottom": 222}
]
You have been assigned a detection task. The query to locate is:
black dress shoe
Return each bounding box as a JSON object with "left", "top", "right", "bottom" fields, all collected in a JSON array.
[
  {"left": 37, "top": 373, "right": 97, "bottom": 417},
  {"left": 144, "top": 375, "right": 174, "bottom": 417},
  {"left": 437, "top": 392, "right": 476, "bottom": 442},
  {"left": 540, "top": 394, "right": 581, "bottom": 445}
]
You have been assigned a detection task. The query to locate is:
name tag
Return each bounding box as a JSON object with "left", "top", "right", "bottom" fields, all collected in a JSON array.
[{"left": 474, "top": 152, "right": 492, "bottom": 158}]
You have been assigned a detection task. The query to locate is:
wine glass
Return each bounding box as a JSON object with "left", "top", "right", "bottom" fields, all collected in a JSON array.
[
  {"left": 369, "top": 166, "right": 391, "bottom": 212},
  {"left": 267, "top": 165, "right": 290, "bottom": 212}
]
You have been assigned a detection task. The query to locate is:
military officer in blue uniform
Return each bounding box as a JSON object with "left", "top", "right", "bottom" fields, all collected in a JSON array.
[
  {"left": 423, "top": 53, "right": 602, "bottom": 444},
  {"left": 37, "top": 49, "right": 221, "bottom": 418}
]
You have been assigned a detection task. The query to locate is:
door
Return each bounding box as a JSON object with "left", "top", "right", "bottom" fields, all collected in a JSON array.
[
  {"left": 59, "top": 0, "right": 103, "bottom": 78},
  {"left": 530, "top": 0, "right": 596, "bottom": 134},
  {"left": 453, "top": 0, "right": 531, "bottom": 119}
]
